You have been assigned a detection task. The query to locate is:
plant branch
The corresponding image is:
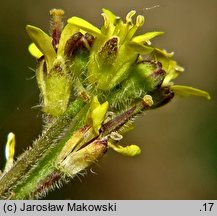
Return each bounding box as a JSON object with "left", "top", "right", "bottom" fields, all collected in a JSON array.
[{"left": 0, "top": 98, "right": 85, "bottom": 199}]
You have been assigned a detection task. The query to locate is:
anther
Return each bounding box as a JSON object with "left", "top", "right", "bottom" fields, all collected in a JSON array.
[{"left": 143, "top": 95, "right": 154, "bottom": 107}]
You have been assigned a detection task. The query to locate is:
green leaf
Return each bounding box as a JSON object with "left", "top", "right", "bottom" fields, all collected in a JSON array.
[
  {"left": 171, "top": 85, "right": 211, "bottom": 100},
  {"left": 26, "top": 25, "right": 56, "bottom": 70},
  {"left": 132, "top": 32, "right": 164, "bottom": 44},
  {"left": 67, "top": 16, "right": 101, "bottom": 36}
]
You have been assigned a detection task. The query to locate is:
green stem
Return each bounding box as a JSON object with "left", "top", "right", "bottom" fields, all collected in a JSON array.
[
  {"left": 0, "top": 87, "right": 173, "bottom": 199},
  {"left": 11, "top": 97, "right": 154, "bottom": 199},
  {"left": 12, "top": 104, "right": 89, "bottom": 199},
  {"left": 0, "top": 98, "right": 85, "bottom": 199}
]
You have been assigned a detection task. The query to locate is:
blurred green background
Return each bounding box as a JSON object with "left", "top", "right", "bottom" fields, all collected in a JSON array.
[{"left": 0, "top": 0, "right": 216, "bottom": 199}]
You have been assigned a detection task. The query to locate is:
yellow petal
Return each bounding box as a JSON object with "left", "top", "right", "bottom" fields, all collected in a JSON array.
[
  {"left": 87, "top": 96, "right": 109, "bottom": 134},
  {"left": 127, "top": 41, "right": 154, "bottom": 54},
  {"left": 132, "top": 31, "right": 164, "bottom": 44},
  {"left": 171, "top": 85, "right": 211, "bottom": 100},
  {"left": 26, "top": 25, "right": 56, "bottom": 70},
  {"left": 4, "top": 132, "right": 16, "bottom": 172},
  {"left": 91, "top": 102, "right": 109, "bottom": 134},
  {"left": 109, "top": 142, "right": 141, "bottom": 157},
  {"left": 67, "top": 16, "right": 101, "bottom": 36},
  {"left": 28, "top": 43, "right": 43, "bottom": 59}
]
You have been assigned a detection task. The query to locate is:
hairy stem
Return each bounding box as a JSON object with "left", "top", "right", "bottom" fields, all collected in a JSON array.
[
  {"left": 0, "top": 87, "right": 173, "bottom": 200},
  {"left": 11, "top": 104, "right": 89, "bottom": 199},
  {"left": 0, "top": 98, "right": 85, "bottom": 199}
]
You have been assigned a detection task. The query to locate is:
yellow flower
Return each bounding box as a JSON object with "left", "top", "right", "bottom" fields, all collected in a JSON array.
[
  {"left": 26, "top": 9, "right": 80, "bottom": 116},
  {"left": 152, "top": 48, "right": 210, "bottom": 100},
  {"left": 68, "top": 9, "right": 163, "bottom": 90}
]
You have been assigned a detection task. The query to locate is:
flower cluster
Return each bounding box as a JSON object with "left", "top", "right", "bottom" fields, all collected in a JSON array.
[
  {"left": 0, "top": 8, "right": 211, "bottom": 200},
  {"left": 26, "top": 8, "right": 210, "bottom": 157}
]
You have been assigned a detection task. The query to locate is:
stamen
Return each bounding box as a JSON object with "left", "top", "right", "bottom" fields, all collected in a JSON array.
[
  {"left": 101, "top": 13, "right": 109, "bottom": 29},
  {"left": 126, "top": 10, "right": 136, "bottom": 24},
  {"left": 136, "top": 15, "right": 145, "bottom": 27},
  {"left": 114, "top": 16, "right": 121, "bottom": 25},
  {"left": 110, "top": 132, "right": 123, "bottom": 141},
  {"left": 125, "top": 15, "right": 144, "bottom": 42},
  {"left": 113, "top": 17, "right": 122, "bottom": 36},
  {"left": 143, "top": 95, "right": 154, "bottom": 107}
]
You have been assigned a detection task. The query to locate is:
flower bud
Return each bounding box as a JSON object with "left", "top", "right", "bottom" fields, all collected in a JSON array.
[{"left": 108, "top": 60, "right": 165, "bottom": 109}]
